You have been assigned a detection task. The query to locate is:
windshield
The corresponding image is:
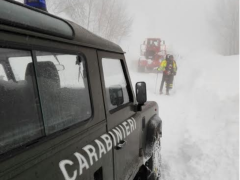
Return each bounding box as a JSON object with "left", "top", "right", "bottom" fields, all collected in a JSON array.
[{"left": 148, "top": 39, "right": 159, "bottom": 46}]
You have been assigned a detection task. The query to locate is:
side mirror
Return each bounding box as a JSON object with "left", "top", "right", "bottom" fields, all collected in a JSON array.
[
  {"left": 109, "top": 85, "right": 124, "bottom": 107},
  {"left": 136, "top": 82, "right": 147, "bottom": 105}
]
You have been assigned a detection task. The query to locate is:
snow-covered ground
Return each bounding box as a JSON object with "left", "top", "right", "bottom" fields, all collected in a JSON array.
[{"left": 127, "top": 52, "right": 239, "bottom": 180}]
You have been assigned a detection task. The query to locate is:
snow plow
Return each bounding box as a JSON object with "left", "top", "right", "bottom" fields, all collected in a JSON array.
[{"left": 138, "top": 38, "right": 167, "bottom": 72}]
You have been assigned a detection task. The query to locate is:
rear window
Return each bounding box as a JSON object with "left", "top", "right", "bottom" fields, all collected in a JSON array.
[
  {"left": 9, "top": 57, "right": 32, "bottom": 81},
  {"left": 0, "top": 48, "right": 92, "bottom": 154},
  {"left": 35, "top": 51, "right": 92, "bottom": 134},
  {"left": 0, "top": 48, "right": 44, "bottom": 155}
]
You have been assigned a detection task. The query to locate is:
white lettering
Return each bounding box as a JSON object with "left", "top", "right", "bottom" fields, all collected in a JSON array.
[
  {"left": 109, "top": 131, "right": 116, "bottom": 146},
  {"left": 59, "top": 117, "right": 138, "bottom": 179},
  {"left": 82, "top": 145, "right": 98, "bottom": 166},
  {"left": 95, "top": 139, "right": 107, "bottom": 158},
  {"left": 101, "top": 134, "right": 112, "bottom": 151},
  {"left": 119, "top": 125, "right": 126, "bottom": 138},
  {"left": 122, "top": 122, "right": 130, "bottom": 136},
  {"left": 127, "top": 119, "right": 135, "bottom": 132},
  {"left": 59, "top": 160, "right": 77, "bottom": 180},
  {"left": 74, "top": 152, "right": 89, "bottom": 176},
  {"left": 113, "top": 127, "right": 123, "bottom": 143}
]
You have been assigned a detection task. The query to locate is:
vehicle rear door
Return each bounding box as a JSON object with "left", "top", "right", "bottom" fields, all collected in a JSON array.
[{"left": 97, "top": 51, "right": 142, "bottom": 180}]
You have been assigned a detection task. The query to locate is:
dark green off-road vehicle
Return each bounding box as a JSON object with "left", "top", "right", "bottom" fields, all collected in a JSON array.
[{"left": 0, "top": 1, "right": 162, "bottom": 180}]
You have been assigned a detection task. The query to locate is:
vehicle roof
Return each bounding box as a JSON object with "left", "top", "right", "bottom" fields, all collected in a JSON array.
[
  {"left": 0, "top": 0, "right": 124, "bottom": 54},
  {"left": 68, "top": 21, "right": 124, "bottom": 53}
]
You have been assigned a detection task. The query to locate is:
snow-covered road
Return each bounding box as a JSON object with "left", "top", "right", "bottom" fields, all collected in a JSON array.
[{"left": 128, "top": 52, "right": 239, "bottom": 180}]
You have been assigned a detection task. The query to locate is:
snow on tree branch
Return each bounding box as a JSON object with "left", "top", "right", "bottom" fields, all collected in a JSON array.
[{"left": 47, "top": 0, "right": 133, "bottom": 44}]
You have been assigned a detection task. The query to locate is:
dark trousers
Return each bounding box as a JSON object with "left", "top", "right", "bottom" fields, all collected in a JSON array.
[{"left": 160, "top": 74, "right": 174, "bottom": 93}]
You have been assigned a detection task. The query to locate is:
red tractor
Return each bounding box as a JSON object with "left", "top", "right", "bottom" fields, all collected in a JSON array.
[{"left": 138, "top": 38, "right": 166, "bottom": 72}]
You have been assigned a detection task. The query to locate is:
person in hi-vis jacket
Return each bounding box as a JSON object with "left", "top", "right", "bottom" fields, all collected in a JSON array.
[{"left": 158, "top": 54, "right": 177, "bottom": 95}]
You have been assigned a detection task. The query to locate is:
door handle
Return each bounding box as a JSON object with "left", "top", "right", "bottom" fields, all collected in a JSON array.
[{"left": 116, "top": 140, "right": 127, "bottom": 150}]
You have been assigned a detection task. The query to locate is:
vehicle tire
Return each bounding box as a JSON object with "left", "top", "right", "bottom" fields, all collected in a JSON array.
[
  {"left": 134, "top": 138, "right": 161, "bottom": 180},
  {"left": 138, "top": 65, "right": 145, "bottom": 73},
  {"left": 146, "top": 137, "right": 161, "bottom": 180}
]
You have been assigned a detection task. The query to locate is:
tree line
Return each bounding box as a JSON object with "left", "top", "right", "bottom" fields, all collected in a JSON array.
[
  {"left": 47, "top": 0, "right": 133, "bottom": 44},
  {"left": 208, "top": 0, "right": 239, "bottom": 55}
]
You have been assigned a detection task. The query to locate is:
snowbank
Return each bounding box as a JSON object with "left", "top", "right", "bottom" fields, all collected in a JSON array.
[{"left": 129, "top": 52, "right": 239, "bottom": 180}]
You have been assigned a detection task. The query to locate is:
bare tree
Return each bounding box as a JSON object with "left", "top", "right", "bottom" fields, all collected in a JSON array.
[
  {"left": 86, "top": 0, "right": 94, "bottom": 30},
  {"left": 208, "top": 0, "right": 239, "bottom": 55},
  {"left": 47, "top": 0, "right": 132, "bottom": 44},
  {"left": 105, "top": 1, "right": 133, "bottom": 42}
]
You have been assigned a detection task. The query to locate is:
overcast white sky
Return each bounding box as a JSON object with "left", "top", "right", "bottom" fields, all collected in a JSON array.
[
  {"left": 15, "top": 0, "right": 218, "bottom": 54},
  {"left": 121, "top": 0, "right": 217, "bottom": 55}
]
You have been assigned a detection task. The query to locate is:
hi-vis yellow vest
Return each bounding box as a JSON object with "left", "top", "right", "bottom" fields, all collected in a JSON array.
[{"left": 157, "top": 59, "right": 177, "bottom": 72}]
